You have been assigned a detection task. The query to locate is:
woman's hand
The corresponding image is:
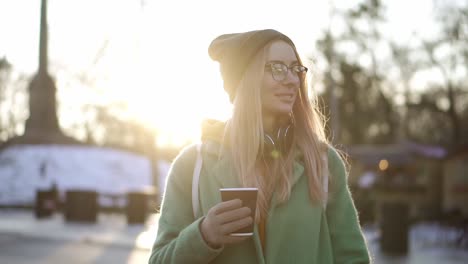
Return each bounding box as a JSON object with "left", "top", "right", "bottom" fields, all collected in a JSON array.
[{"left": 200, "top": 199, "right": 253, "bottom": 249}]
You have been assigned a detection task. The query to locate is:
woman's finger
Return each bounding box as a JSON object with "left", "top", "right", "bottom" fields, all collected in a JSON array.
[
  {"left": 212, "top": 199, "right": 243, "bottom": 215},
  {"left": 220, "top": 216, "right": 253, "bottom": 235},
  {"left": 217, "top": 206, "right": 251, "bottom": 224}
]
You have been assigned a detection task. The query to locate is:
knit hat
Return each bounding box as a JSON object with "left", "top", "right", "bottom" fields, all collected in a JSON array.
[{"left": 208, "top": 29, "right": 295, "bottom": 102}]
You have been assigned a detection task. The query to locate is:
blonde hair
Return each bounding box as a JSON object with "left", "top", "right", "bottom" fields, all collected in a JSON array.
[{"left": 227, "top": 40, "right": 329, "bottom": 222}]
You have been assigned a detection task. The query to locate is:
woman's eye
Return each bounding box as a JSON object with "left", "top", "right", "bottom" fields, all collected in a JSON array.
[{"left": 273, "top": 65, "right": 285, "bottom": 72}]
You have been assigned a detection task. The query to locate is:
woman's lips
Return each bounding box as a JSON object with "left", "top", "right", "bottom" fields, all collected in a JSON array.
[{"left": 276, "top": 94, "right": 294, "bottom": 100}]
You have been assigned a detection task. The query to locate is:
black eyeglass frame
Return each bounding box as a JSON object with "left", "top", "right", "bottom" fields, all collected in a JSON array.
[{"left": 264, "top": 62, "right": 308, "bottom": 82}]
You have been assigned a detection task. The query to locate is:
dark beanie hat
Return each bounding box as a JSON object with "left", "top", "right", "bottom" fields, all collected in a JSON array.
[{"left": 208, "top": 29, "right": 295, "bottom": 102}]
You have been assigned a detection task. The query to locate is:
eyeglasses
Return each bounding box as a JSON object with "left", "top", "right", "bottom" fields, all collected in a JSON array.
[{"left": 265, "top": 62, "right": 308, "bottom": 82}]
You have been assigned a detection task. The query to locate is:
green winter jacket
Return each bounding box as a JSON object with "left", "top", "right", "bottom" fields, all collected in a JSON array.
[{"left": 149, "top": 122, "right": 370, "bottom": 264}]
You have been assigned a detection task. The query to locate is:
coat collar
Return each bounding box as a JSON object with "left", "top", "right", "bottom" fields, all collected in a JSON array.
[
  {"left": 203, "top": 141, "right": 242, "bottom": 188},
  {"left": 268, "top": 160, "right": 304, "bottom": 208}
]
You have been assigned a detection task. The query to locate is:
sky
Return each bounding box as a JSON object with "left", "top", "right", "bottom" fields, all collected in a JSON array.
[{"left": 0, "top": 0, "right": 447, "bottom": 147}]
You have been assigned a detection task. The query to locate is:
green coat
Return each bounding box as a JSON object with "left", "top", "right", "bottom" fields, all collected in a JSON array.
[{"left": 149, "top": 141, "right": 370, "bottom": 264}]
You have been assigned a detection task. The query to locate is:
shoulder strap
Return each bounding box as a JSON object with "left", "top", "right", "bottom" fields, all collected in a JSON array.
[
  {"left": 192, "top": 143, "right": 203, "bottom": 218},
  {"left": 323, "top": 154, "right": 329, "bottom": 210}
]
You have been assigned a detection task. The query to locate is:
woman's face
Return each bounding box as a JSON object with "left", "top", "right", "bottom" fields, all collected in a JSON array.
[{"left": 261, "top": 41, "right": 302, "bottom": 118}]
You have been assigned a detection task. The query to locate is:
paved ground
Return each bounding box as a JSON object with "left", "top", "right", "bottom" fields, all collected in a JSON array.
[
  {"left": 0, "top": 233, "right": 150, "bottom": 264},
  {"left": 0, "top": 209, "right": 467, "bottom": 263},
  {"left": 0, "top": 209, "right": 157, "bottom": 264}
]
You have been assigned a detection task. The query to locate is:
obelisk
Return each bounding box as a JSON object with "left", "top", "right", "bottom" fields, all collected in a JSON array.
[{"left": 2, "top": 0, "right": 80, "bottom": 147}]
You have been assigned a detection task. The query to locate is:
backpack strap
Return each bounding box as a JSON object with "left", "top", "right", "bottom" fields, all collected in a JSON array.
[
  {"left": 192, "top": 143, "right": 203, "bottom": 218},
  {"left": 322, "top": 154, "right": 329, "bottom": 210}
]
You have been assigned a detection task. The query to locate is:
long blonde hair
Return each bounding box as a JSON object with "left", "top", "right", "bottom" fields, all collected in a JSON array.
[{"left": 227, "top": 40, "right": 329, "bottom": 221}]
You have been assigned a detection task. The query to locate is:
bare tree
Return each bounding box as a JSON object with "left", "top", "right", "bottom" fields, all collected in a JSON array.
[
  {"left": 0, "top": 58, "right": 29, "bottom": 141},
  {"left": 423, "top": 6, "right": 467, "bottom": 144}
]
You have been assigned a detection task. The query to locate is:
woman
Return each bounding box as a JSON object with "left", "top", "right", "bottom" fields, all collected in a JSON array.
[{"left": 149, "top": 29, "right": 370, "bottom": 264}]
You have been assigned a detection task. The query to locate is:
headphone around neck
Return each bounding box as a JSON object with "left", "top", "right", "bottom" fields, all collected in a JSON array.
[{"left": 263, "top": 124, "right": 293, "bottom": 159}]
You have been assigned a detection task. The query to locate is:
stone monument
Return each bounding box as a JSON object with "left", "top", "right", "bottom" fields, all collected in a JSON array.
[{"left": 2, "top": 0, "right": 80, "bottom": 148}]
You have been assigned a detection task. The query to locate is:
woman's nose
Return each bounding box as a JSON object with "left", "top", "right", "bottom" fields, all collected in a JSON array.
[{"left": 283, "top": 70, "right": 300, "bottom": 86}]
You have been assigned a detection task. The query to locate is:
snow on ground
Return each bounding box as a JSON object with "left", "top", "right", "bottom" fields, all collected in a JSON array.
[{"left": 0, "top": 145, "right": 156, "bottom": 206}]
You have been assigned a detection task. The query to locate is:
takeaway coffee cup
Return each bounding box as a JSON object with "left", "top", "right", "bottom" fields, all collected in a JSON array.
[{"left": 220, "top": 187, "right": 258, "bottom": 236}]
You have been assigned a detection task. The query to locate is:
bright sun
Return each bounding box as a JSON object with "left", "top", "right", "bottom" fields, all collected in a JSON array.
[{"left": 127, "top": 63, "right": 232, "bottom": 148}]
